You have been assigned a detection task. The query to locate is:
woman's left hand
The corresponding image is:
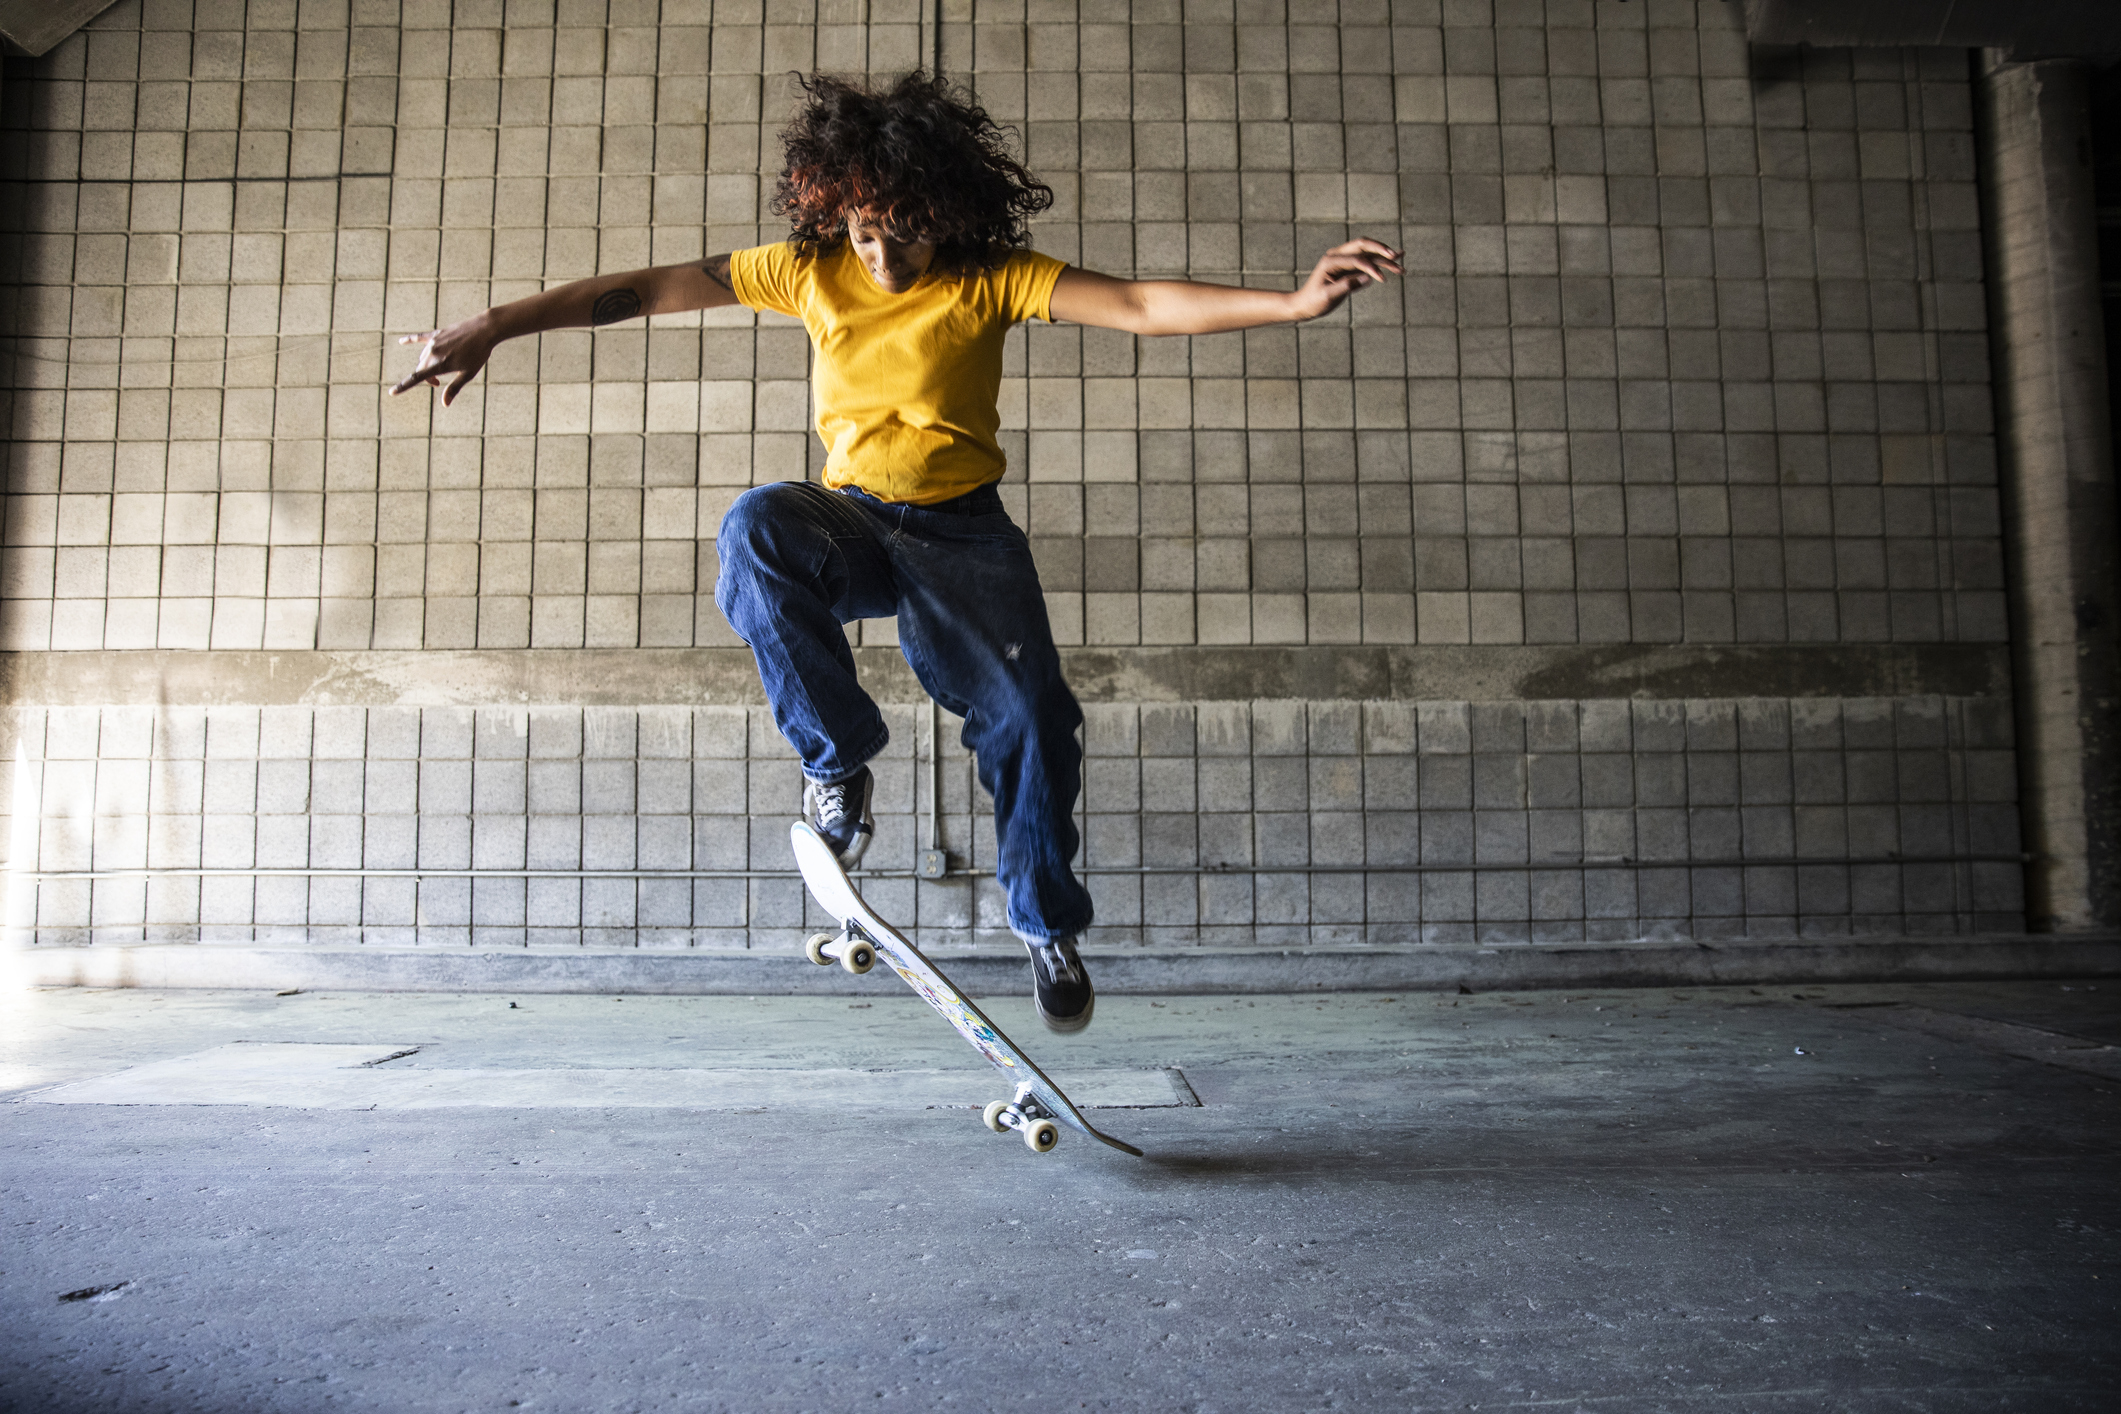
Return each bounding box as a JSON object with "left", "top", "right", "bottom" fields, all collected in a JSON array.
[{"left": 1289, "top": 238, "right": 1404, "bottom": 321}]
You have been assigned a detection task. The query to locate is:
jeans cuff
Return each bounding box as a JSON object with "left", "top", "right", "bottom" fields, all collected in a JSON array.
[{"left": 801, "top": 726, "right": 890, "bottom": 786}]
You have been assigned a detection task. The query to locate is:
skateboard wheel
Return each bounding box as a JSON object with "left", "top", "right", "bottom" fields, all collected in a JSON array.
[
  {"left": 1024, "top": 1118, "right": 1060, "bottom": 1153},
  {"left": 982, "top": 1100, "right": 1011, "bottom": 1134},
  {"left": 804, "top": 932, "right": 837, "bottom": 967},
  {"left": 840, "top": 941, "right": 875, "bottom": 975}
]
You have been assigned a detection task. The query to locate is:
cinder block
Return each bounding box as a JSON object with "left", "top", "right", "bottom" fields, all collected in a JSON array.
[
  {"left": 202, "top": 758, "right": 259, "bottom": 814},
  {"left": 414, "top": 766, "right": 478, "bottom": 836},
  {"left": 416, "top": 875, "right": 472, "bottom": 927},
  {"left": 579, "top": 815, "right": 637, "bottom": 870},
  {"left": 636, "top": 756, "right": 692, "bottom": 814},
  {"left": 1475, "top": 811, "right": 1529, "bottom": 864},
  {"left": 471, "top": 815, "right": 526, "bottom": 870},
  {"left": 1085, "top": 757, "right": 1143, "bottom": 813},
  {"left": 525, "top": 878, "right": 582, "bottom": 929},
  {"left": 1637, "top": 866, "right": 1692, "bottom": 919},
  {"left": 1744, "top": 864, "right": 1798, "bottom": 916},
  {"left": 1198, "top": 758, "right": 1252, "bottom": 812},
  {"left": 1686, "top": 752, "right": 1739, "bottom": 806},
  {"left": 1413, "top": 870, "right": 1468, "bottom": 923},
  {"left": 1739, "top": 751, "right": 1794, "bottom": 805},
  {"left": 1141, "top": 758, "right": 1198, "bottom": 812},
  {"left": 416, "top": 814, "right": 471, "bottom": 870},
  {"left": 1629, "top": 806, "right": 1685, "bottom": 861},
  {"left": 304, "top": 814, "right": 361, "bottom": 870},
  {"left": 1307, "top": 701, "right": 1360, "bottom": 755},
  {"left": 1476, "top": 871, "right": 1530, "bottom": 923},
  {"left": 1416, "top": 701, "right": 1471, "bottom": 754},
  {"left": 582, "top": 759, "right": 637, "bottom": 813},
  {"left": 1526, "top": 754, "right": 1581, "bottom": 809},
  {"left": 1844, "top": 750, "right": 1897, "bottom": 804},
  {"left": 680, "top": 877, "right": 741, "bottom": 930},
  {"left": 528, "top": 708, "right": 584, "bottom": 759},
  {"left": 1363, "top": 810, "right": 1419, "bottom": 867},
  {"left": 421, "top": 707, "right": 475, "bottom": 758},
  {"left": 1086, "top": 811, "right": 1142, "bottom": 867},
  {"left": 1419, "top": 810, "right": 1474, "bottom": 866},
  {"left": 1417, "top": 755, "right": 1471, "bottom": 810},
  {"left": 251, "top": 874, "right": 308, "bottom": 927},
  {"left": 1684, "top": 699, "right": 1739, "bottom": 751},
  {"left": 634, "top": 815, "right": 688, "bottom": 870},
  {"left": 1083, "top": 704, "right": 1140, "bottom": 757},
  {"left": 308, "top": 758, "right": 364, "bottom": 810},
  {"left": 1310, "top": 756, "right": 1363, "bottom": 811},
  {"left": 1738, "top": 698, "right": 1791, "bottom": 750},
  {"left": 1528, "top": 868, "right": 1585, "bottom": 921},
  {"left": 1252, "top": 756, "right": 1308, "bottom": 813},
  {"left": 473, "top": 707, "right": 531, "bottom": 759},
  {"left": 1473, "top": 754, "right": 1527, "bottom": 809},
  {"left": 689, "top": 706, "right": 745, "bottom": 758},
  {"left": 1584, "top": 867, "right": 1638, "bottom": 919},
  {"left": 471, "top": 876, "right": 527, "bottom": 928},
  {"left": 472, "top": 759, "right": 527, "bottom": 814},
  {"left": 1362, "top": 701, "right": 1416, "bottom": 755},
  {"left": 576, "top": 876, "right": 633, "bottom": 929},
  {"left": 147, "top": 812, "right": 204, "bottom": 869},
  {"left": 1689, "top": 807, "right": 1742, "bottom": 858},
  {"left": 150, "top": 708, "right": 209, "bottom": 762},
  {"left": 633, "top": 878, "right": 690, "bottom": 928},
  {"left": 258, "top": 707, "right": 313, "bottom": 760},
  {"left": 90, "top": 813, "right": 148, "bottom": 871},
  {"left": 1140, "top": 874, "right": 1197, "bottom": 928},
  {"left": 1141, "top": 812, "right": 1199, "bottom": 866},
  {"left": 1529, "top": 807, "right": 1584, "bottom": 861},
  {"left": 364, "top": 708, "right": 423, "bottom": 760}
]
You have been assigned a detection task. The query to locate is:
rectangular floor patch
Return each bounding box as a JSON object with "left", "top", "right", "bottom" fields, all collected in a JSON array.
[
  {"left": 28, "top": 1044, "right": 1198, "bottom": 1111},
  {"left": 1870, "top": 1007, "right": 2121, "bottom": 1080}
]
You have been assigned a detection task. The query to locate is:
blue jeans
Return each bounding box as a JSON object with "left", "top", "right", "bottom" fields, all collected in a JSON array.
[{"left": 714, "top": 480, "right": 1093, "bottom": 942}]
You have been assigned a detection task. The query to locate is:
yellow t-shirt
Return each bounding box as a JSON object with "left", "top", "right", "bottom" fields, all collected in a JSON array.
[{"left": 727, "top": 242, "right": 1067, "bottom": 505}]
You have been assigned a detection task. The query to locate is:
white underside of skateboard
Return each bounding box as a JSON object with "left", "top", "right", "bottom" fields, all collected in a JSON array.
[{"left": 790, "top": 821, "right": 1144, "bottom": 1158}]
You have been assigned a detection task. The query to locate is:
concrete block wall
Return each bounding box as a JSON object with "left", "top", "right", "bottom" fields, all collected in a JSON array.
[
  {"left": 0, "top": 694, "right": 2024, "bottom": 947},
  {"left": 0, "top": 0, "right": 2024, "bottom": 951}
]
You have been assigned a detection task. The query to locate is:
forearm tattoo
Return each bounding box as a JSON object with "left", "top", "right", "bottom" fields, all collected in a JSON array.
[
  {"left": 590, "top": 287, "right": 643, "bottom": 326},
  {"left": 703, "top": 254, "right": 733, "bottom": 292}
]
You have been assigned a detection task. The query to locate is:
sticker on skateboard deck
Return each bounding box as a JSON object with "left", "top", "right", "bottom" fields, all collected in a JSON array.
[{"left": 790, "top": 821, "right": 1143, "bottom": 1157}]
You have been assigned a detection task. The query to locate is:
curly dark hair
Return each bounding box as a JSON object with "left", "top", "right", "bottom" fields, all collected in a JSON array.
[{"left": 772, "top": 70, "right": 1054, "bottom": 273}]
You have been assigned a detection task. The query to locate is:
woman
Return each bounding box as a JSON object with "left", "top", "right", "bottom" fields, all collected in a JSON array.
[{"left": 394, "top": 70, "right": 1400, "bottom": 1033}]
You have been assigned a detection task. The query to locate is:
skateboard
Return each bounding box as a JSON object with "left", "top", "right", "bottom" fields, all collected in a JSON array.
[{"left": 790, "top": 821, "right": 1144, "bottom": 1158}]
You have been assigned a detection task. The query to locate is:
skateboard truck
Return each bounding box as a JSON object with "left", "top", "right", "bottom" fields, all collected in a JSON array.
[
  {"left": 980, "top": 1081, "right": 1062, "bottom": 1153},
  {"left": 803, "top": 922, "right": 876, "bottom": 974}
]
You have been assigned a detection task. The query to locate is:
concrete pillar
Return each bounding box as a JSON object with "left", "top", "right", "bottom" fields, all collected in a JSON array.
[{"left": 1977, "top": 55, "right": 2121, "bottom": 931}]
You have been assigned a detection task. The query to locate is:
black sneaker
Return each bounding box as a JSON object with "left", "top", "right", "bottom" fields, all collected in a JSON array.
[
  {"left": 803, "top": 766, "right": 874, "bottom": 868},
  {"left": 1024, "top": 934, "right": 1094, "bottom": 1033}
]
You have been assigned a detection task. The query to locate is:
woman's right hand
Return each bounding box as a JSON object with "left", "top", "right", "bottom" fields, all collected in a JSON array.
[{"left": 390, "top": 314, "right": 499, "bottom": 405}]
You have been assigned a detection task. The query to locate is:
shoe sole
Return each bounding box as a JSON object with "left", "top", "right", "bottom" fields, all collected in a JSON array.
[
  {"left": 1036, "top": 994, "right": 1094, "bottom": 1034},
  {"left": 832, "top": 829, "right": 872, "bottom": 870}
]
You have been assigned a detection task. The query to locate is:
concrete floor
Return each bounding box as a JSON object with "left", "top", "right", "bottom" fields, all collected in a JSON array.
[{"left": 1, "top": 976, "right": 2117, "bottom": 1413}]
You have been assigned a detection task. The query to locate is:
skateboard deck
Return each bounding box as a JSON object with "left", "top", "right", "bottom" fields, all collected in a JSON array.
[{"left": 790, "top": 821, "right": 1143, "bottom": 1157}]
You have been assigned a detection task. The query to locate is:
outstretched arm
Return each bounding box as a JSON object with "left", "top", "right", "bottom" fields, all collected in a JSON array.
[
  {"left": 391, "top": 254, "right": 743, "bottom": 404},
  {"left": 1047, "top": 238, "right": 1401, "bottom": 336}
]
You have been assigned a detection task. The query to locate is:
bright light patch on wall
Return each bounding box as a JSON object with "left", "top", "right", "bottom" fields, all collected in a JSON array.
[{"left": 3, "top": 741, "right": 42, "bottom": 987}]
